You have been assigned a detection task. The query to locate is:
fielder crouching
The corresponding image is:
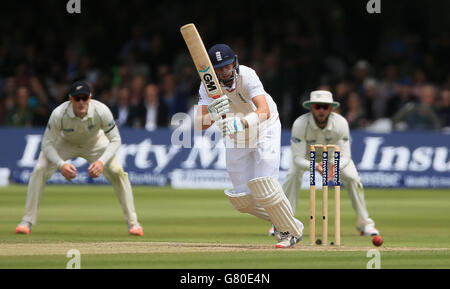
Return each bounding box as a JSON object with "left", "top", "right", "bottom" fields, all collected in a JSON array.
[
  {"left": 280, "top": 90, "right": 379, "bottom": 237},
  {"left": 15, "top": 81, "right": 143, "bottom": 236},
  {"left": 196, "top": 44, "right": 303, "bottom": 248}
]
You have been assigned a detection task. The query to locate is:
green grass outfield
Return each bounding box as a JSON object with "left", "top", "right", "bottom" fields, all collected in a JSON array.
[{"left": 0, "top": 185, "right": 449, "bottom": 269}]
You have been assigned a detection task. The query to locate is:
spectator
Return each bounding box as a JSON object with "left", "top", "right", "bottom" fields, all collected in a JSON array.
[
  {"left": 385, "top": 77, "right": 416, "bottom": 118},
  {"left": 98, "top": 90, "right": 113, "bottom": 107},
  {"left": 65, "top": 47, "right": 80, "bottom": 82},
  {"left": 361, "top": 78, "right": 378, "bottom": 122},
  {"left": 4, "top": 86, "right": 34, "bottom": 127},
  {"left": 29, "top": 77, "right": 51, "bottom": 126},
  {"left": 377, "top": 64, "right": 399, "bottom": 118},
  {"left": 176, "top": 64, "right": 199, "bottom": 106},
  {"left": 160, "top": 74, "right": 187, "bottom": 118},
  {"left": 392, "top": 84, "right": 441, "bottom": 131},
  {"left": 110, "top": 87, "right": 135, "bottom": 127},
  {"left": 436, "top": 89, "right": 450, "bottom": 129},
  {"left": 0, "top": 2, "right": 448, "bottom": 132},
  {"left": 353, "top": 60, "right": 371, "bottom": 96},
  {"left": 0, "top": 77, "right": 17, "bottom": 124},
  {"left": 156, "top": 64, "right": 170, "bottom": 85},
  {"left": 134, "top": 84, "right": 169, "bottom": 131},
  {"left": 129, "top": 74, "right": 146, "bottom": 106},
  {"left": 14, "top": 63, "right": 32, "bottom": 88},
  {"left": 78, "top": 55, "right": 99, "bottom": 85},
  {"left": 333, "top": 80, "right": 350, "bottom": 115},
  {"left": 147, "top": 34, "right": 171, "bottom": 83},
  {"left": 411, "top": 69, "right": 427, "bottom": 98},
  {"left": 345, "top": 92, "right": 368, "bottom": 129}
]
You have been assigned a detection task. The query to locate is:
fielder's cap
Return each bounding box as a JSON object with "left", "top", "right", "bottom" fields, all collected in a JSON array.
[
  {"left": 303, "top": 90, "right": 340, "bottom": 109},
  {"left": 69, "top": 81, "right": 92, "bottom": 97},
  {"left": 208, "top": 44, "right": 235, "bottom": 69}
]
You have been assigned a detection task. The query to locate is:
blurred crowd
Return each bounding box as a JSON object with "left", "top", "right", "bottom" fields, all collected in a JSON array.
[{"left": 0, "top": 0, "right": 449, "bottom": 131}]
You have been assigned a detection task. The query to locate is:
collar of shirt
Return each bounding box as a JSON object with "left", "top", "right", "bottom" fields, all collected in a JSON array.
[
  {"left": 145, "top": 102, "right": 158, "bottom": 110},
  {"left": 67, "top": 101, "right": 95, "bottom": 120}
]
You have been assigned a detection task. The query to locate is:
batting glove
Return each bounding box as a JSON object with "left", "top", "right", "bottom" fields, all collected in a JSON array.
[
  {"left": 216, "top": 116, "right": 245, "bottom": 137},
  {"left": 207, "top": 94, "right": 230, "bottom": 121}
]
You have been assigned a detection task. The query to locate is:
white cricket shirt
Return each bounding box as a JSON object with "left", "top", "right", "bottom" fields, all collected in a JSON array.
[
  {"left": 41, "top": 99, "right": 121, "bottom": 168},
  {"left": 290, "top": 112, "right": 352, "bottom": 170},
  {"left": 198, "top": 65, "right": 279, "bottom": 145}
]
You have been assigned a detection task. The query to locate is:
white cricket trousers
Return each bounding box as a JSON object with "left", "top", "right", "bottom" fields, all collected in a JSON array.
[
  {"left": 21, "top": 135, "right": 139, "bottom": 227},
  {"left": 226, "top": 120, "right": 281, "bottom": 194},
  {"left": 283, "top": 160, "right": 375, "bottom": 231}
]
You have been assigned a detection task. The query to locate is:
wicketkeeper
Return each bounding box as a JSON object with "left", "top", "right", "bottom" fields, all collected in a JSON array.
[
  {"left": 196, "top": 44, "right": 303, "bottom": 248},
  {"left": 15, "top": 81, "right": 143, "bottom": 236},
  {"left": 275, "top": 90, "right": 379, "bottom": 237}
]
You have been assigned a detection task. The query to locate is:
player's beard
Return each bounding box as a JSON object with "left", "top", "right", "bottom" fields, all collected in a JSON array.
[
  {"left": 219, "top": 69, "right": 235, "bottom": 88},
  {"left": 313, "top": 114, "right": 329, "bottom": 129}
]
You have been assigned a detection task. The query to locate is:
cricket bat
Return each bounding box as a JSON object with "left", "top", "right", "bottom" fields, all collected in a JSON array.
[{"left": 180, "top": 23, "right": 222, "bottom": 100}]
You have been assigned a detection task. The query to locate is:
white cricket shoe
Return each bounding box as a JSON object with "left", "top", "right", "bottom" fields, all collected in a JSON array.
[
  {"left": 359, "top": 225, "right": 380, "bottom": 236},
  {"left": 15, "top": 221, "right": 32, "bottom": 235},
  {"left": 128, "top": 224, "right": 144, "bottom": 236},
  {"left": 275, "top": 232, "right": 302, "bottom": 248},
  {"left": 274, "top": 218, "right": 304, "bottom": 243}
]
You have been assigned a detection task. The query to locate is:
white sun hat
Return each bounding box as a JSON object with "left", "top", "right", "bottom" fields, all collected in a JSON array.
[{"left": 302, "top": 90, "right": 340, "bottom": 109}]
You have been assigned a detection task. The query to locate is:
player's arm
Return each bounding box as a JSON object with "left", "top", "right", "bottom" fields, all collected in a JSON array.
[
  {"left": 195, "top": 105, "right": 213, "bottom": 131},
  {"left": 99, "top": 125, "right": 121, "bottom": 164},
  {"left": 216, "top": 68, "right": 273, "bottom": 136},
  {"left": 290, "top": 117, "right": 310, "bottom": 171},
  {"left": 41, "top": 110, "right": 65, "bottom": 168},
  {"left": 89, "top": 106, "right": 121, "bottom": 178},
  {"left": 195, "top": 84, "right": 229, "bottom": 131},
  {"left": 335, "top": 118, "right": 352, "bottom": 170},
  {"left": 241, "top": 94, "right": 270, "bottom": 128},
  {"left": 215, "top": 95, "right": 271, "bottom": 137},
  {"left": 41, "top": 109, "right": 77, "bottom": 180},
  {"left": 240, "top": 68, "right": 271, "bottom": 128}
]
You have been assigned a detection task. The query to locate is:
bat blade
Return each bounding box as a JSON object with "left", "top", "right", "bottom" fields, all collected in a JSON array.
[{"left": 180, "top": 23, "right": 222, "bottom": 99}]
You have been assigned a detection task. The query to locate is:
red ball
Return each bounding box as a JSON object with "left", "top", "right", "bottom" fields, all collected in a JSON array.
[{"left": 372, "top": 235, "right": 383, "bottom": 247}]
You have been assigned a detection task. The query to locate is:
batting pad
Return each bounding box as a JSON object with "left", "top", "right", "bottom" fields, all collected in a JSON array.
[
  {"left": 248, "top": 177, "right": 302, "bottom": 237},
  {"left": 224, "top": 190, "right": 270, "bottom": 221}
]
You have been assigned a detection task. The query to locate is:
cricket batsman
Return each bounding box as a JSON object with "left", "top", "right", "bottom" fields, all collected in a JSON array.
[
  {"left": 276, "top": 90, "right": 380, "bottom": 237},
  {"left": 196, "top": 44, "right": 303, "bottom": 248},
  {"left": 15, "top": 81, "right": 144, "bottom": 236}
]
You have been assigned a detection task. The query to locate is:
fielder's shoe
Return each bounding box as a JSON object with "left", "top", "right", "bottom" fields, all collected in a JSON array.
[
  {"left": 359, "top": 225, "right": 380, "bottom": 236},
  {"left": 128, "top": 225, "right": 144, "bottom": 236},
  {"left": 15, "top": 222, "right": 32, "bottom": 235},
  {"left": 275, "top": 232, "right": 302, "bottom": 248}
]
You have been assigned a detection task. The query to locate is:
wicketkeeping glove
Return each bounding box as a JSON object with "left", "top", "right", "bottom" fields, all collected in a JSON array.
[
  {"left": 216, "top": 116, "right": 245, "bottom": 137},
  {"left": 207, "top": 95, "right": 230, "bottom": 121}
]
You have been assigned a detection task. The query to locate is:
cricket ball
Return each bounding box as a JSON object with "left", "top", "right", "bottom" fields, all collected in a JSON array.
[
  {"left": 372, "top": 235, "right": 383, "bottom": 247},
  {"left": 315, "top": 239, "right": 322, "bottom": 245}
]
